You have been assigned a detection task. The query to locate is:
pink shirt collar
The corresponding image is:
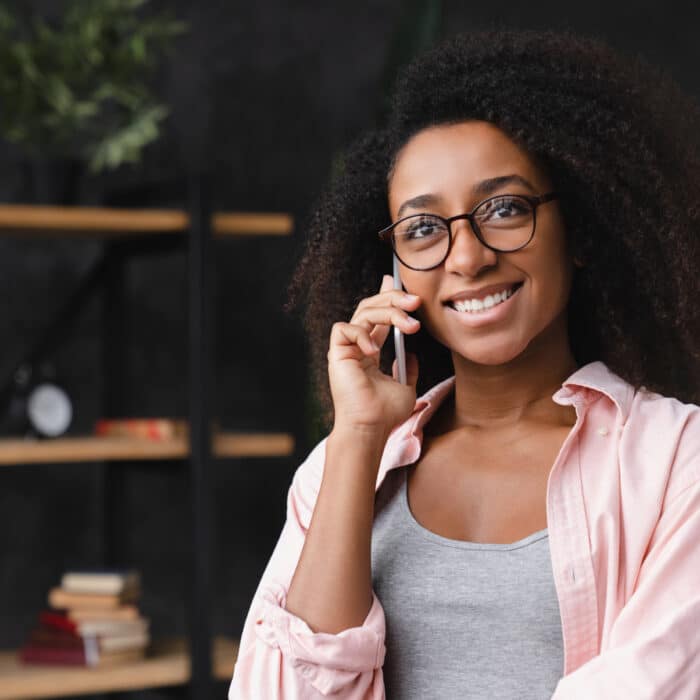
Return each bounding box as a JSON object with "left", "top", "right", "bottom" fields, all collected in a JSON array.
[{"left": 378, "top": 360, "right": 634, "bottom": 484}]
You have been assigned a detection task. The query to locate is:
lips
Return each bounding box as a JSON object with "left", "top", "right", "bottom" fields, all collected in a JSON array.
[{"left": 443, "top": 281, "right": 524, "bottom": 306}]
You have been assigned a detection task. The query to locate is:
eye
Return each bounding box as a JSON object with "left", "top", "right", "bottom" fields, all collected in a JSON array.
[
  {"left": 401, "top": 216, "right": 445, "bottom": 239},
  {"left": 478, "top": 196, "right": 530, "bottom": 221}
]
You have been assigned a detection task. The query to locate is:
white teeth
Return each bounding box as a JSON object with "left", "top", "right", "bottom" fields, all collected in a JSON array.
[{"left": 451, "top": 286, "right": 516, "bottom": 313}]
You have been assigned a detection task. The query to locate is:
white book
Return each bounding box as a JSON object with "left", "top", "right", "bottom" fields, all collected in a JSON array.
[
  {"left": 78, "top": 617, "right": 149, "bottom": 637},
  {"left": 61, "top": 569, "right": 140, "bottom": 595},
  {"left": 99, "top": 631, "right": 150, "bottom": 653}
]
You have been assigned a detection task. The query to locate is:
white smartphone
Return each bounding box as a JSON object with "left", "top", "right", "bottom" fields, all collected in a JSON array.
[{"left": 392, "top": 254, "right": 407, "bottom": 384}]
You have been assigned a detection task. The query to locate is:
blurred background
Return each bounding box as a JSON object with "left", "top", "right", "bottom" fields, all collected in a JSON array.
[{"left": 1, "top": 1, "right": 699, "bottom": 698}]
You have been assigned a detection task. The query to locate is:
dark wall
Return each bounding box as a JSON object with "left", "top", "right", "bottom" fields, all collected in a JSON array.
[{"left": 1, "top": 0, "right": 700, "bottom": 688}]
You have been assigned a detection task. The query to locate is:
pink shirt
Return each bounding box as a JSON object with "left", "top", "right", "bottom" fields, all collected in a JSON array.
[{"left": 228, "top": 361, "right": 700, "bottom": 699}]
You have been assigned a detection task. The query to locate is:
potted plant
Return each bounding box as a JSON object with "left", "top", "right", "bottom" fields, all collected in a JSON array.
[{"left": 0, "top": 0, "right": 185, "bottom": 203}]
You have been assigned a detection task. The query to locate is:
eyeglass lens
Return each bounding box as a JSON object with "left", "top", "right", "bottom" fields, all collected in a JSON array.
[{"left": 392, "top": 195, "right": 535, "bottom": 269}]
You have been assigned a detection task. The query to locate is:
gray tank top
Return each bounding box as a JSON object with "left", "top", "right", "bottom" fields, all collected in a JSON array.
[{"left": 371, "top": 465, "right": 564, "bottom": 699}]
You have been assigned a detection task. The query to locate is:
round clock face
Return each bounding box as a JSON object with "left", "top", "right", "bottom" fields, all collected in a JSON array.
[{"left": 26, "top": 383, "right": 72, "bottom": 437}]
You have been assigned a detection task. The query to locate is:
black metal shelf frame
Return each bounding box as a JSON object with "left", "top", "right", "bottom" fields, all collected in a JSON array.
[{"left": 99, "top": 179, "right": 218, "bottom": 699}]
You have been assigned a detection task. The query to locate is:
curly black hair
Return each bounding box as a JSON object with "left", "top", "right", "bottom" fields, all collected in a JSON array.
[{"left": 286, "top": 29, "right": 700, "bottom": 428}]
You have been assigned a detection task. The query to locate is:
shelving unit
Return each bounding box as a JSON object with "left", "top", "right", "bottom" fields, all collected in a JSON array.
[{"left": 0, "top": 200, "right": 294, "bottom": 698}]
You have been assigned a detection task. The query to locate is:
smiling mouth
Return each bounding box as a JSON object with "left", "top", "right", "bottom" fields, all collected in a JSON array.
[{"left": 448, "top": 282, "right": 523, "bottom": 314}]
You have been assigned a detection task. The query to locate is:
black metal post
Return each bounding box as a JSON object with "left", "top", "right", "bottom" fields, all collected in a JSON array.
[
  {"left": 188, "top": 174, "right": 213, "bottom": 699},
  {"left": 101, "top": 241, "right": 128, "bottom": 567}
]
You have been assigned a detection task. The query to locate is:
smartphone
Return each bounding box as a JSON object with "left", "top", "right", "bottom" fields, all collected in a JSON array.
[{"left": 392, "top": 254, "right": 408, "bottom": 384}]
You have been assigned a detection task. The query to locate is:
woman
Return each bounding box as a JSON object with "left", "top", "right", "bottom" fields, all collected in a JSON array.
[{"left": 229, "top": 30, "right": 700, "bottom": 699}]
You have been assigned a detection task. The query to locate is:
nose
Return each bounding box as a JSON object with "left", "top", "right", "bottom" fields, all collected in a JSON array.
[{"left": 443, "top": 218, "right": 498, "bottom": 276}]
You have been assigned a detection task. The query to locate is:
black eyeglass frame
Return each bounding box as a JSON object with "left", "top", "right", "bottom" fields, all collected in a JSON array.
[{"left": 378, "top": 192, "right": 559, "bottom": 271}]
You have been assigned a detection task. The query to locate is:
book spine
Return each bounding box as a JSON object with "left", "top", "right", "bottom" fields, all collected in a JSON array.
[
  {"left": 20, "top": 645, "right": 86, "bottom": 666},
  {"left": 61, "top": 570, "right": 140, "bottom": 595},
  {"left": 39, "top": 611, "right": 77, "bottom": 634},
  {"left": 94, "top": 419, "right": 185, "bottom": 440},
  {"left": 69, "top": 605, "right": 139, "bottom": 622},
  {"left": 29, "top": 628, "right": 83, "bottom": 649},
  {"left": 48, "top": 587, "right": 131, "bottom": 609}
]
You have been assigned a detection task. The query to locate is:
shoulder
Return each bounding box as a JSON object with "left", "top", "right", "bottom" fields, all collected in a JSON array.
[
  {"left": 572, "top": 361, "right": 700, "bottom": 507},
  {"left": 623, "top": 385, "right": 700, "bottom": 504},
  {"left": 282, "top": 380, "right": 446, "bottom": 528}
]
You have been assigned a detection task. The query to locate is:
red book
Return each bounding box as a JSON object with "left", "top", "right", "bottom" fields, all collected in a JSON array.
[
  {"left": 94, "top": 418, "right": 186, "bottom": 440},
  {"left": 20, "top": 643, "right": 144, "bottom": 667},
  {"left": 39, "top": 609, "right": 148, "bottom": 638},
  {"left": 39, "top": 611, "right": 78, "bottom": 635},
  {"left": 20, "top": 631, "right": 99, "bottom": 666},
  {"left": 20, "top": 645, "right": 88, "bottom": 666},
  {"left": 29, "top": 627, "right": 85, "bottom": 649}
]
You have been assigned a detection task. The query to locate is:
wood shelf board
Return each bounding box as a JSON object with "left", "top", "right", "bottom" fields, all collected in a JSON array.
[
  {"left": 214, "top": 431, "right": 295, "bottom": 457},
  {"left": 0, "top": 205, "right": 189, "bottom": 236},
  {"left": 0, "top": 432, "right": 294, "bottom": 465},
  {"left": 0, "top": 205, "right": 293, "bottom": 238},
  {"left": 0, "top": 636, "right": 237, "bottom": 699},
  {"left": 212, "top": 212, "right": 293, "bottom": 236}
]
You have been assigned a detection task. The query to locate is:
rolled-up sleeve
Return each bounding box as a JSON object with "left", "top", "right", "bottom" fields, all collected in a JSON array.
[
  {"left": 552, "top": 476, "right": 700, "bottom": 700},
  {"left": 229, "top": 438, "right": 387, "bottom": 699}
]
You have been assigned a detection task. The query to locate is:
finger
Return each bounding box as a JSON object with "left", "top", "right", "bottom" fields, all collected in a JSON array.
[
  {"left": 369, "top": 309, "right": 421, "bottom": 346},
  {"left": 355, "top": 288, "right": 421, "bottom": 314},
  {"left": 391, "top": 352, "right": 419, "bottom": 386},
  {"left": 406, "top": 352, "right": 419, "bottom": 388},
  {"left": 380, "top": 274, "right": 394, "bottom": 293},
  {"left": 330, "top": 322, "right": 380, "bottom": 358},
  {"left": 369, "top": 322, "right": 392, "bottom": 348},
  {"left": 353, "top": 306, "right": 421, "bottom": 335}
]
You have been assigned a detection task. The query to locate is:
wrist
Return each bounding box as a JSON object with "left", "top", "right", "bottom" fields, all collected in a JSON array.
[
  {"left": 330, "top": 422, "right": 391, "bottom": 444},
  {"left": 327, "top": 423, "right": 390, "bottom": 463}
]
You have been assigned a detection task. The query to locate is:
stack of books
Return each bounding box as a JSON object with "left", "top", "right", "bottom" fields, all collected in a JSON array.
[
  {"left": 95, "top": 418, "right": 187, "bottom": 440},
  {"left": 20, "top": 569, "right": 149, "bottom": 667}
]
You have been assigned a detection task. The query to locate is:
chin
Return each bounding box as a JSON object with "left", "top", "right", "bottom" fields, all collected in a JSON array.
[{"left": 452, "top": 338, "right": 529, "bottom": 367}]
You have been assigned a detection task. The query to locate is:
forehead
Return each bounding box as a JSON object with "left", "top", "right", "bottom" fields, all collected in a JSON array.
[{"left": 388, "top": 121, "right": 545, "bottom": 211}]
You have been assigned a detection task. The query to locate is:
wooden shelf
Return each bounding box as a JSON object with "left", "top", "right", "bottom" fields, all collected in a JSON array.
[
  {"left": 214, "top": 432, "right": 295, "bottom": 458},
  {"left": 0, "top": 205, "right": 293, "bottom": 237},
  {"left": 0, "top": 432, "right": 295, "bottom": 465},
  {"left": 0, "top": 635, "right": 237, "bottom": 699},
  {"left": 0, "top": 205, "right": 189, "bottom": 237},
  {"left": 212, "top": 212, "right": 293, "bottom": 236}
]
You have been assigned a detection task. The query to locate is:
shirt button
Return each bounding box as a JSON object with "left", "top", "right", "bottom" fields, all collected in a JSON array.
[{"left": 597, "top": 427, "right": 609, "bottom": 436}]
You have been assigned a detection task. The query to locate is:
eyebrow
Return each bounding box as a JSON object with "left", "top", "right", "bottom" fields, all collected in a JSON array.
[{"left": 396, "top": 174, "right": 538, "bottom": 219}]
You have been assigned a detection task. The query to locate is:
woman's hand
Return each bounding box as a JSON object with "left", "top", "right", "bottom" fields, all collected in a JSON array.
[{"left": 328, "top": 274, "right": 421, "bottom": 437}]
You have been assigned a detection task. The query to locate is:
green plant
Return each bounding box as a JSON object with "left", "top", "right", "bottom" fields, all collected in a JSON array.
[{"left": 0, "top": 0, "right": 186, "bottom": 172}]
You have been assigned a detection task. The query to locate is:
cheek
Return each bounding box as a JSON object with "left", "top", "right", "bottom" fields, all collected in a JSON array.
[
  {"left": 400, "top": 272, "right": 442, "bottom": 327},
  {"left": 531, "top": 247, "right": 575, "bottom": 316},
  {"left": 400, "top": 271, "right": 434, "bottom": 301}
]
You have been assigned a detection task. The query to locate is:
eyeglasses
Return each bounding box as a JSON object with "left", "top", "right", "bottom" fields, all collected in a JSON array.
[{"left": 378, "top": 192, "right": 559, "bottom": 271}]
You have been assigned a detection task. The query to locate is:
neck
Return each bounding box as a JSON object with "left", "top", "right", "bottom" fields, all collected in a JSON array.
[{"left": 448, "top": 316, "right": 578, "bottom": 431}]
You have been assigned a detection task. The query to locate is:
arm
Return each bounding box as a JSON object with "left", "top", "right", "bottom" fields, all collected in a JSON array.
[
  {"left": 230, "top": 275, "right": 421, "bottom": 698},
  {"left": 285, "top": 425, "right": 389, "bottom": 633},
  {"left": 551, "top": 478, "right": 700, "bottom": 699},
  {"left": 228, "top": 436, "right": 388, "bottom": 699}
]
